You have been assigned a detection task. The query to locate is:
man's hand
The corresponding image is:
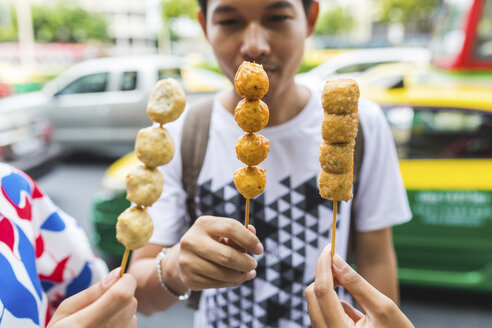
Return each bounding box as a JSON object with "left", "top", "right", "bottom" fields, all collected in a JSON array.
[
  {"left": 48, "top": 269, "right": 138, "bottom": 328},
  {"left": 171, "top": 216, "right": 263, "bottom": 291},
  {"left": 305, "top": 244, "right": 414, "bottom": 328}
]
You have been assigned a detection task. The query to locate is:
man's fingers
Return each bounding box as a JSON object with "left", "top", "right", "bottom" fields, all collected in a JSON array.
[
  {"left": 314, "top": 244, "right": 347, "bottom": 327},
  {"left": 333, "top": 276, "right": 340, "bottom": 289},
  {"left": 182, "top": 236, "right": 257, "bottom": 272},
  {"left": 72, "top": 273, "right": 137, "bottom": 326},
  {"left": 196, "top": 216, "right": 263, "bottom": 254},
  {"left": 221, "top": 237, "right": 245, "bottom": 252},
  {"left": 180, "top": 252, "right": 255, "bottom": 286},
  {"left": 332, "top": 254, "right": 387, "bottom": 314},
  {"left": 184, "top": 271, "right": 253, "bottom": 290},
  {"left": 55, "top": 268, "right": 119, "bottom": 316},
  {"left": 305, "top": 283, "right": 328, "bottom": 328},
  {"left": 221, "top": 225, "right": 257, "bottom": 251},
  {"left": 340, "top": 300, "right": 364, "bottom": 323}
]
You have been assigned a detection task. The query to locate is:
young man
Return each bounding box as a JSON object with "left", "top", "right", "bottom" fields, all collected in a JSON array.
[{"left": 129, "top": 0, "right": 411, "bottom": 327}]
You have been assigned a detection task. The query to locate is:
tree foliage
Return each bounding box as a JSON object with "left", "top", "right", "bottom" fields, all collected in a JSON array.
[
  {"left": 161, "top": 0, "right": 198, "bottom": 22},
  {"left": 0, "top": 4, "right": 109, "bottom": 43},
  {"left": 32, "top": 4, "right": 109, "bottom": 43},
  {"left": 380, "top": 0, "right": 439, "bottom": 24},
  {"left": 0, "top": 5, "right": 17, "bottom": 42},
  {"left": 314, "top": 7, "right": 356, "bottom": 36}
]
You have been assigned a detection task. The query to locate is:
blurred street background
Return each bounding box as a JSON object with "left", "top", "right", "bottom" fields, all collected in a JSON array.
[{"left": 1, "top": 0, "right": 491, "bottom": 327}]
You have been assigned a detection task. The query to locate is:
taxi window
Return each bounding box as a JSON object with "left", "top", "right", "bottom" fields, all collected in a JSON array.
[
  {"left": 474, "top": 0, "right": 492, "bottom": 60},
  {"left": 431, "top": 0, "right": 472, "bottom": 58},
  {"left": 385, "top": 106, "right": 492, "bottom": 159}
]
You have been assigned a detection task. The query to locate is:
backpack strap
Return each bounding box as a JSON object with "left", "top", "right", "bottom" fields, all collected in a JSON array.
[
  {"left": 180, "top": 96, "right": 214, "bottom": 310},
  {"left": 347, "top": 120, "right": 365, "bottom": 263},
  {"left": 181, "top": 96, "right": 214, "bottom": 224}
]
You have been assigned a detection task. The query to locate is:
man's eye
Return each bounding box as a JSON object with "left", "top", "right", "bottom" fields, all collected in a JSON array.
[
  {"left": 269, "top": 15, "right": 290, "bottom": 22},
  {"left": 218, "top": 19, "right": 239, "bottom": 26}
]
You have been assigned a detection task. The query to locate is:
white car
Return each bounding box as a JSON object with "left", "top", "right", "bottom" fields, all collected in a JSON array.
[
  {"left": 296, "top": 47, "right": 431, "bottom": 88},
  {"left": 0, "top": 55, "right": 229, "bottom": 156},
  {"left": 0, "top": 103, "right": 59, "bottom": 178}
]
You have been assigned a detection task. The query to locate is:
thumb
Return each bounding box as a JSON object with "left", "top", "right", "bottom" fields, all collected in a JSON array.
[
  {"left": 247, "top": 225, "right": 257, "bottom": 235},
  {"left": 332, "top": 254, "right": 388, "bottom": 314},
  {"left": 56, "top": 268, "right": 120, "bottom": 315}
]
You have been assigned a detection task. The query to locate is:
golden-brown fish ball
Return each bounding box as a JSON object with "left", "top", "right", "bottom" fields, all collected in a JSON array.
[
  {"left": 234, "top": 99, "right": 270, "bottom": 133},
  {"left": 135, "top": 127, "right": 175, "bottom": 168},
  {"left": 147, "top": 78, "right": 186, "bottom": 124},
  {"left": 235, "top": 133, "right": 270, "bottom": 166},
  {"left": 233, "top": 166, "right": 266, "bottom": 199},
  {"left": 321, "top": 78, "right": 360, "bottom": 115},
  {"left": 319, "top": 141, "right": 354, "bottom": 174},
  {"left": 126, "top": 165, "right": 164, "bottom": 207},
  {"left": 116, "top": 206, "right": 154, "bottom": 250},
  {"left": 234, "top": 62, "right": 269, "bottom": 100},
  {"left": 321, "top": 113, "right": 358, "bottom": 144},
  {"left": 318, "top": 170, "right": 353, "bottom": 202}
]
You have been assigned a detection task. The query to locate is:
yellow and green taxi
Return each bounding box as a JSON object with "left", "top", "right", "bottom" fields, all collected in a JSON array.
[{"left": 361, "top": 65, "right": 492, "bottom": 292}]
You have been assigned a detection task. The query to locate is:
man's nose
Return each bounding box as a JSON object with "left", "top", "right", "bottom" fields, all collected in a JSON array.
[{"left": 239, "top": 23, "right": 271, "bottom": 60}]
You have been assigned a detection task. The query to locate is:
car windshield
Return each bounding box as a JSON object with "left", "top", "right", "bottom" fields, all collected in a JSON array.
[
  {"left": 430, "top": 0, "right": 473, "bottom": 58},
  {"left": 384, "top": 106, "right": 492, "bottom": 159},
  {"left": 57, "top": 72, "right": 109, "bottom": 95},
  {"left": 474, "top": 0, "right": 492, "bottom": 60}
]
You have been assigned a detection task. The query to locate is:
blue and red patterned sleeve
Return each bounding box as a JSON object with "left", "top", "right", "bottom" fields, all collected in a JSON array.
[{"left": 0, "top": 164, "right": 107, "bottom": 327}]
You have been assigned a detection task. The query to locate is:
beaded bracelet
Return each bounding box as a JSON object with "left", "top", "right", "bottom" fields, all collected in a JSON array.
[{"left": 156, "top": 247, "right": 191, "bottom": 301}]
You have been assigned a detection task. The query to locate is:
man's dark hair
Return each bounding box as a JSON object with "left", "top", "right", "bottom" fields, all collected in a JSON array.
[{"left": 197, "top": 0, "right": 314, "bottom": 16}]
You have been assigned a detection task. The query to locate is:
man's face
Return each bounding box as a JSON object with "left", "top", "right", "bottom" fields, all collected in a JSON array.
[{"left": 199, "top": 0, "right": 317, "bottom": 101}]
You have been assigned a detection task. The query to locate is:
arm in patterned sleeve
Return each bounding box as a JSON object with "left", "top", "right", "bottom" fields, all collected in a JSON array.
[{"left": 0, "top": 163, "right": 107, "bottom": 326}]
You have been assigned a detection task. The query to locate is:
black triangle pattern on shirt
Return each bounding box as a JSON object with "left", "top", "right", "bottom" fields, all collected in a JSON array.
[{"left": 197, "top": 175, "right": 339, "bottom": 328}]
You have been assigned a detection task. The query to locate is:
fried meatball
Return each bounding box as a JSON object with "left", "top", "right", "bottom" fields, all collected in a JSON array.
[
  {"left": 234, "top": 99, "right": 270, "bottom": 133},
  {"left": 321, "top": 113, "right": 358, "bottom": 144},
  {"left": 135, "top": 127, "right": 175, "bottom": 168},
  {"left": 318, "top": 170, "right": 353, "bottom": 202},
  {"left": 234, "top": 61, "right": 269, "bottom": 100},
  {"left": 147, "top": 78, "right": 186, "bottom": 124},
  {"left": 126, "top": 165, "right": 164, "bottom": 207},
  {"left": 116, "top": 206, "right": 154, "bottom": 250},
  {"left": 235, "top": 133, "right": 270, "bottom": 166},
  {"left": 233, "top": 166, "right": 266, "bottom": 199},
  {"left": 319, "top": 141, "right": 354, "bottom": 174},
  {"left": 321, "top": 78, "right": 360, "bottom": 115}
]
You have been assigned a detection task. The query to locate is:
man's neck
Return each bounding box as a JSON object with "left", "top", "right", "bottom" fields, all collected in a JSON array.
[{"left": 221, "top": 83, "right": 311, "bottom": 127}]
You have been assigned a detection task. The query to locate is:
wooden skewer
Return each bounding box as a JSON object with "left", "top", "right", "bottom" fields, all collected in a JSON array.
[
  {"left": 244, "top": 198, "right": 250, "bottom": 228},
  {"left": 331, "top": 201, "right": 337, "bottom": 258},
  {"left": 119, "top": 247, "right": 130, "bottom": 277}
]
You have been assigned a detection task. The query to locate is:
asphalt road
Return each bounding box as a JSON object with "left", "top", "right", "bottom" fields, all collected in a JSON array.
[{"left": 37, "top": 158, "right": 492, "bottom": 328}]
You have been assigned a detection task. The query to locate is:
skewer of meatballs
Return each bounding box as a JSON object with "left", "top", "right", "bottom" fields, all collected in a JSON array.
[
  {"left": 232, "top": 61, "right": 270, "bottom": 228},
  {"left": 116, "top": 78, "right": 186, "bottom": 276},
  {"left": 318, "top": 78, "right": 360, "bottom": 257}
]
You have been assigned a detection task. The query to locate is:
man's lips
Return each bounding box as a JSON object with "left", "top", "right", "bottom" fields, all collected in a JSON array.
[
  {"left": 234, "top": 62, "right": 278, "bottom": 79},
  {"left": 263, "top": 67, "right": 276, "bottom": 78}
]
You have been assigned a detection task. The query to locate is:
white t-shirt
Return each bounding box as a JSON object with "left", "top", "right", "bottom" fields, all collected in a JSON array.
[{"left": 148, "top": 86, "right": 411, "bottom": 328}]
